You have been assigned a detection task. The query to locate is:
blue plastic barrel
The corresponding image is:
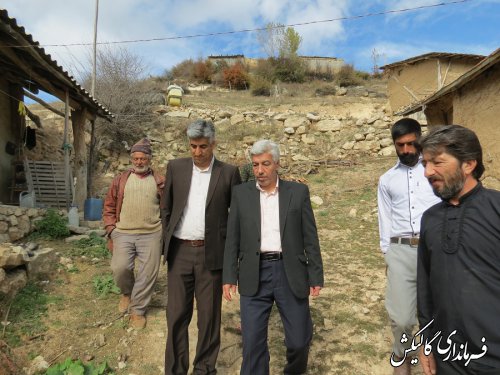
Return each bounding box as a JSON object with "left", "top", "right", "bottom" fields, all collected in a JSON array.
[{"left": 84, "top": 198, "right": 103, "bottom": 221}]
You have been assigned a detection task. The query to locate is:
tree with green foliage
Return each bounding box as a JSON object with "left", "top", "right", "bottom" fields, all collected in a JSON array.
[{"left": 280, "top": 27, "right": 302, "bottom": 58}]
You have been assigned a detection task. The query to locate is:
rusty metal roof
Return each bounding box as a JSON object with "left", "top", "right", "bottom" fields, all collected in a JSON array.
[
  {"left": 381, "top": 52, "right": 485, "bottom": 71},
  {"left": 0, "top": 8, "right": 113, "bottom": 120},
  {"left": 397, "top": 48, "right": 500, "bottom": 116}
]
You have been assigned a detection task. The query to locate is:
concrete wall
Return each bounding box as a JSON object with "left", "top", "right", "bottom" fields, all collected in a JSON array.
[
  {"left": 386, "top": 57, "right": 480, "bottom": 113},
  {"left": 300, "top": 57, "right": 345, "bottom": 74}
]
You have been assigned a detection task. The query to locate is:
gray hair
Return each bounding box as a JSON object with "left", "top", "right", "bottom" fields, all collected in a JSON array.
[
  {"left": 420, "top": 124, "right": 484, "bottom": 180},
  {"left": 186, "top": 119, "right": 216, "bottom": 143},
  {"left": 250, "top": 139, "right": 280, "bottom": 162}
]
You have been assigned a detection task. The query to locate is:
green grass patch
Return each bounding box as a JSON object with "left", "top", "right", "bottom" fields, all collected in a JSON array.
[
  {"left": 93, "top": 274, "right": 120, "bottom": 298},
  {"left": 69, "top": 232, "right": 110, "bottom": 259},
  {"left": 3, "top": 282, "right": 61, "bottom": 347}
]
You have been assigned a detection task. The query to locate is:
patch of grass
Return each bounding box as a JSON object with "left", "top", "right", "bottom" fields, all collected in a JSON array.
[
  {"left": 3, "top": 282, "right": 52, "bottom": 347},
  {"left": 69, "top": 232, "right": 110, "bottom": 259},
  {"left": 33, "top": 209, "right": 70, "bottom": 239},
  {"left": 93, "top": 274, "right": 120, "bottom": 298}
]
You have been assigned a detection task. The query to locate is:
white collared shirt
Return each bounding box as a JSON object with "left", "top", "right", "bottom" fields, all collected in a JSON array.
[
  {"left": 257, "top": 179, "right": 282, "bottom": 253},
  {"left": 173, "top": 157, "right": 214, "bottom": 240},
  {"left": 377, "top": 158, "right": 441, "bottom": 253}
]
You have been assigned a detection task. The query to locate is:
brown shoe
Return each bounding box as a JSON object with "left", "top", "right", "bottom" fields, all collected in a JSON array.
[
  {"left": 393, "top": 359, "right": 411, "bottom": 375},
  {"left": 118, "top": 295, "right": 130, "bottom": 314},
  {"left": 129, "top": 314, "right": 146, "bottom": 329}
]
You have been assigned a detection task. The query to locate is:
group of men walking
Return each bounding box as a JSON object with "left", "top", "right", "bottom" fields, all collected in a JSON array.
[{"left": 103, "top": 116, "right": 499, "bottom": 375}]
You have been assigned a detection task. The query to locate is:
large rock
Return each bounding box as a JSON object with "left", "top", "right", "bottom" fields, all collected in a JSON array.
[
  {"left": 284, "top": 127, "right": 295, "bottom": 135},
  {"left": 167, "top": 111, "right": 190, "bottom": 118},
  {"left": 231, "top": 114, "right": 245, "bottom": 125},
  {"left": 0, "top": 245, "right": 26, "bottom": 268},
  {"left": 379, "top": 146, "right": 395, "bottom": 156},
  {"left": 26, "top": 248, "right": 59, "bottom": 280},
  {"left": 0, "top": 268, "right": 28, "bottom": 295},
  {"left": 301, "top": 134, "right": 316, "bottom": 145},
  {"left": 306, "top": 113, "right": 321, "bottom": 122},
  {"left": 316, "top": 119, "right": 342, "bottom": 132},
  {"left": 284, "top": 116, "right": 308, "bottom": 129},
  {"left": 379, "top": 138, "right": 393, "bottom": 148},
  {"left": 342, "top": 141, "right": 355, "bottom": 150}
]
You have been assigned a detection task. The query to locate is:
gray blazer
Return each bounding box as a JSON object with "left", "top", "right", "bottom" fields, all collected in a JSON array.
[
  {"left": 223, "top": 179, "right": 324, "bottom": 299},
  {"left": 160, "top": 157, "right": 241, "bottom": 270}
]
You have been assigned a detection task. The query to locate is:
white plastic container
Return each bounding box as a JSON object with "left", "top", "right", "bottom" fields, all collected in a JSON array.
[{"left": 68, "top": 205, "right": 79, "bottom": 227}]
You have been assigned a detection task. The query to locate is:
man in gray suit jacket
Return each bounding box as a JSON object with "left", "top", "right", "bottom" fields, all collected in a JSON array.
[
  {"left": 161, "top": 119, "right": 241, "bottom": 375},
  {"left": 223, "top": 139, "right": 323, "bottom": 375}
]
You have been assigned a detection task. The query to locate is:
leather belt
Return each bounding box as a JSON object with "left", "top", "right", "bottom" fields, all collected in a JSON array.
[
  {"left": 260, "top": 252, "right": 283, "bottom": 261},
  {"left": 174, "top": 237, "right": 205, "bottom": 247},
  {"left": 391, "top": 237, "right": 419, "bottom": 247}
]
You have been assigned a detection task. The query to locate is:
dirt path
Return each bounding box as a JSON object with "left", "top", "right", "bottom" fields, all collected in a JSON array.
[{"left": 9, "top": 157, "right": 425, "bottom": 375}]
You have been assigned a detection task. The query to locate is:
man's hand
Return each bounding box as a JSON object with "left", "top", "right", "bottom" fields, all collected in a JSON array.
[
  {"left": 310, "top": 286, "right": 322, "bottom": 297},
  {"left": 223, "top": 284, "right": 237, "bottom": 302},
  {"left": 419, "top": 348, "right": 436, "bottom": 375}
]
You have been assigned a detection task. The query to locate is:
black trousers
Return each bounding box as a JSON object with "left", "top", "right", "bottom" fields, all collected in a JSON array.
[
  {"left": 240, "top": 259, "right": 312, "bottom": 375},
  {"left": 164, "top": 241, "right": 222, "bottom": 375}
]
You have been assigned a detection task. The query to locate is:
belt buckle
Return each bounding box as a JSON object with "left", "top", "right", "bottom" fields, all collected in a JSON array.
[{"left": 410, "top": 237, "right": 419, "bottom": 247}]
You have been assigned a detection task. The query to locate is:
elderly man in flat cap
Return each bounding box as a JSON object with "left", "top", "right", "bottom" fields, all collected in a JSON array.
[{"left": 103, "top": 138, "right": 165, "bottom": 329}]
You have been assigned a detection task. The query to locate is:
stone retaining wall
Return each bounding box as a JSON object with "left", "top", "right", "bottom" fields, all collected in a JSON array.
[{"left": 0, "top": 205, "right": 46, "bottom": 243}]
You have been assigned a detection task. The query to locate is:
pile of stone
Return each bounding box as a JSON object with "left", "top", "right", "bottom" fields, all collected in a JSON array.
[{"left": 0, "top": 205, "right": 45, "bottom": 243}]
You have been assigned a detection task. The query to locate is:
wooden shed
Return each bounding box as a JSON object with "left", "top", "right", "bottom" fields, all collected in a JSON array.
[{"left": 0, "top": 8, "right": 112, "bottom": 209}]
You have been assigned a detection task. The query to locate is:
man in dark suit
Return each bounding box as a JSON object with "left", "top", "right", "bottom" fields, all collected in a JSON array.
[
  {"left": 160, "top": 119, "right": 241, "bottom": 375},
  {"left": 223, "top": 139, "right": 323, "bottom": 375}
]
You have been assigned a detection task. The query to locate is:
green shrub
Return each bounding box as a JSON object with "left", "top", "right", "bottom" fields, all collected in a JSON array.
[
  {"left": 251, "top": 76, "right": 272, "bottom": 96},
  {"left": 253, "top": 58, "right": 276, "bottom": 82},
  {"left": 70, "top": 232, "right": 110, "bottom": 259},
  {"left": 45, "top": 357, "right": 114, "bottom": 375},
  {"left": 355, "top": 70, "right": 371, "bottom": 80},
  {"left": 34, "top": 209, "right": 70, "bottom": 239},
  {"left": 271, "top": 56, "right": 306, "bottom": 83},
  {"left": 335, "top": 64, "right": 361, "bottom": 87},
  {"left": 93, "top": 274, "right": 120, "bottom": 297}
]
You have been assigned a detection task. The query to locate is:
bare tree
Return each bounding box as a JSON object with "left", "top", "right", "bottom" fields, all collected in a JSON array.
[
  {"left": 257, "top": 23, "right": 302, "bottom": 59},
  {"left": 80, "top": 46, "right": 158, "bottom": 148},
  {"left": 257, "top": 22, "right": 286, "bottom": 58}
]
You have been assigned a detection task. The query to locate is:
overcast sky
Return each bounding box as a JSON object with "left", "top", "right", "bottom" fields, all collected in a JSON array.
[{"left": 4, "top": 0, "right": 500, "bottom": 80}]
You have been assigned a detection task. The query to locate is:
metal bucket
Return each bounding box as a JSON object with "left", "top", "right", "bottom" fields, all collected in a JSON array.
[{"left": 19, "top": 191, "right": 36, "bottom": 208}]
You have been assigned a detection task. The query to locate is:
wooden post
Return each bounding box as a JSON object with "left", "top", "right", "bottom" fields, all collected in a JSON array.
[
  {"left": 71, "top": 108, "right": 88, "bottom": 210},
  {"left": 63, "top": 90, "right": 71, "bottom": 210}
]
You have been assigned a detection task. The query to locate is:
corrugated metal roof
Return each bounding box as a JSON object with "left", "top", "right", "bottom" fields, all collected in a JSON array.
[
  {"left": 397, "top": 48, "right": 500, "bottom": 116},
  {"left": 0, "top": 8, "right": 113, "bottom": 120},
  {"left": 381, "top": 52, "right": 485, "bottom": 71}
]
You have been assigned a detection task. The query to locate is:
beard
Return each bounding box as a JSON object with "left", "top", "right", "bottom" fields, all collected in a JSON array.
[
  {"left": 398, "top": 152, "right": 419, "bottom": 166},
  {"left": 133, "top": 165, "right": 149, "bottom": 174},
  {"left": 428, "top": 168, "right": 465, "bottom": 201}
]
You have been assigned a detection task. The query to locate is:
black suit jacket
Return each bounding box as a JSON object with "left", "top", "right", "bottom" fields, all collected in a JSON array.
[
  {"left": 160, "top": 157, "right": 241, "bottom": 270},
  {"left": 223, "top": 179, "right": 324, "bottom": 299}
]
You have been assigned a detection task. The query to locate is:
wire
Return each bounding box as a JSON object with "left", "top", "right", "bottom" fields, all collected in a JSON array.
[{"left": 8, "top": 0, "right": 473, "bottom": 48}]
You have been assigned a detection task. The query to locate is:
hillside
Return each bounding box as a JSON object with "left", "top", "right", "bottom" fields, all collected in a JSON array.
[{"left": 4, "top": 78, "right": 424, "bottom": 374}]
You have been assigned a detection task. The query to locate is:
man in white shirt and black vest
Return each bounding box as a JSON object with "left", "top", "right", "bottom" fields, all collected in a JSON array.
[{"left": 377, "top": 118, "right": 441, "bottom": 374}]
